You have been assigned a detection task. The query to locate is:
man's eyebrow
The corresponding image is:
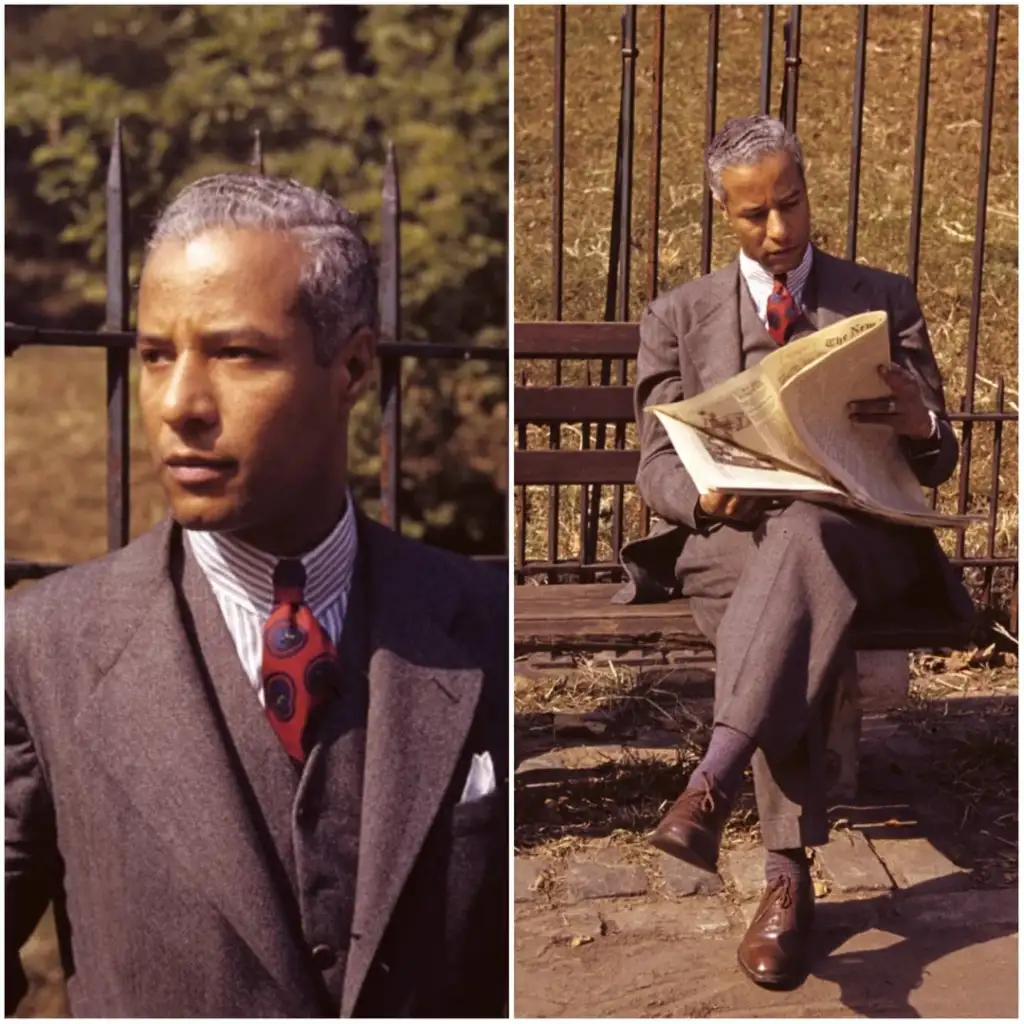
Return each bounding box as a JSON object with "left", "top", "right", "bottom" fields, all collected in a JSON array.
[
  {"left": 135, "top": 328, "right": 281, "bottom": 347},
  {"left": 136, "top": 332, "right": 172, "bottom": 347},
  {"left": 198, "top": 328, "right": 281, "bottom": 347}
]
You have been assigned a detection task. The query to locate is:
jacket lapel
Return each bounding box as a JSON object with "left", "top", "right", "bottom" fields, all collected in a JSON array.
[
  {"left": 341, "top": 517, "right": 483, "bottom": 1017},
  {"left": 73, "top": 522, "right": 321, "bottom": 1015},
  {"left": 803, "top": 248, "right": 871, "bottom": 330},
  {"left": 684, "top": 260, "right": 744, "bottom": 388}
]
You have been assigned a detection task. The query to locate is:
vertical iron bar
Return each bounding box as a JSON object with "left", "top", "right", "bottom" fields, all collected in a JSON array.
[
  {"left": 611, "top": 5, "right": 637, "bottom": 562},
  {"left": 549, "top": 5, "right": 567, "bottom": 581},
  {"left": 517, "top": 369, "right": 528, "bottom": 578},
  {"left": 553, "top": 7, "right": 566, "bottom": 320},
  {"left": 907, "top": 6, "right": 934, "bottom": 288},
  {"left": 759, "top": 6, "right": 774, "bottom": 115},
  {"left": 982, "top": 379, "right": 1004, "bottom": 609},
  {"left": 700, "top": 5, "right": 720, "bottom": 277},
  {"left": 643, "top": 5, "right": 665, "bottom": 540},
  {"left": 379, "top": 142, "right": 402, "bottom": 531},
  {"left": 250, "top": 128, "right": 264, "bottom": 174},
  {"left": 105, "top": 119, "right": 130, "bottom": 551},
  {"left": 646, "top": 5, "right": 665, "bottom": 302},
  {"left": 782, "top": 8, "right": 802, "bottom": 132},
  {"left": 956, "top": 4, "right": 998, "bottom": 560},
  {"left": 590, "top": 10, "right": 631, "bottom": 571},
  {"left": 845, "top": 6, "right": 868, "bottom": 262}
]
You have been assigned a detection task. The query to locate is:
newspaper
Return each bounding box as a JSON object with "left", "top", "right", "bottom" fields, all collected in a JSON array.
[{"left": 649, "top": 311, "right": 974, "bottom": 529}]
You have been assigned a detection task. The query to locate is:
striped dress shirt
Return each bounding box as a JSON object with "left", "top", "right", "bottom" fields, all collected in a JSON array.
[
  {"left": 186, "top": 494, "right": 358, "bottom": 706},
  {"left": 739, "top": 242, "right": 814, "bottom": 324}
]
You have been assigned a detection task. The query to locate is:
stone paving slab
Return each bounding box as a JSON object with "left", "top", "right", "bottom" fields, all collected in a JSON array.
[
  {"left": 870, "top": 836, "right": 970, "bottom": 890},
  {"left": 515, "top": 857, "right": 550, "bottom": 903},
  {"left": 566, "top": 849, "right": 648, "bottom": 901},
  {"left": 881, "top": 885, "right": 1017, "bottom": 930},
  {"left": 720, "top": 846, "right": 766, "bottom": 898},
  {"left": 657, "top": 851, "right": 724, "bottom": 896},
  {"left": 818, "top": 830, "right": 894, "bottom": 893}
]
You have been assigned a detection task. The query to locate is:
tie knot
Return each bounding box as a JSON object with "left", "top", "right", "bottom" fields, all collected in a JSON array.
[{"left": 272, "top": 558, "right": 306, "bottom": 604}]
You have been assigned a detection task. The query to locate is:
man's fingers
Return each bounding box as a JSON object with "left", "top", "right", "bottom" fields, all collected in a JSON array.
[
  {"left": 849, "top": 411, "right": 898, "bottom": 427},
  {"left": 848, "top": 396, "right": 898, "bottom": 415}
]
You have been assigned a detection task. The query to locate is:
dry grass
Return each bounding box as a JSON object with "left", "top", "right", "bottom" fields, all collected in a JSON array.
[{"left": 513, "top": 4, "right": 1018, "bottom": 615}]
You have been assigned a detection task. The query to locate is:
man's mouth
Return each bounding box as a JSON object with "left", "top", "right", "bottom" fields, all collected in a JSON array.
[{"left": 164, "top": 454, "right": 237, "bottom": 486}]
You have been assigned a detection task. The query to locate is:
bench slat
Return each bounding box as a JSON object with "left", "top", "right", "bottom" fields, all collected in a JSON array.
[
  {"left": 514, "top": 385, "right": 634, "bottom": 425},
  {"left": 515, "top": 449, "right": 639, "bottom": 485},
  {"left": 515, "top": 582, "right": 974, "bottom": 651},
  {"left": 514, "top": 321, "right": 639, "bottom": 358}
]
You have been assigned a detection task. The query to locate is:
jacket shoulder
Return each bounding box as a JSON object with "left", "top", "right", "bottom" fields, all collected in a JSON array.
[
  {"left": 646, "top": 263, "right": 736, "bottom": 322},
  {"left": 819, "top": 251, "right": 913, "bottom": 298},
  {"left": 6, "top": 524, "right": 168, "bottom": 694}
]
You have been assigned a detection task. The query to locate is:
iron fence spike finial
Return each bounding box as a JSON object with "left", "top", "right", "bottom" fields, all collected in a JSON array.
[{"left": 250, "top": 129, "right": 264, "bottom": 175}]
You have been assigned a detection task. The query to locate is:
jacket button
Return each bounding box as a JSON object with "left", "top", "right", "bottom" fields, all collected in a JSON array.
[{"left": 311, "top": 944, "right": 336, "bottom": 970}]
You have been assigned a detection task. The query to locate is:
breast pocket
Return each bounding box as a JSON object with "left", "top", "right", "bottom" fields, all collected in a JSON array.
[{"left": 451, "top": 788, "right": 505, "bottom": 837}]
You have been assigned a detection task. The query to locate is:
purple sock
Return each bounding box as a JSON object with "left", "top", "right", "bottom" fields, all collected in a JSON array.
[
  {"left": 687, "top": 724, "right": 756, "bottom": 799},
  {"left": 765, "top": 848, "right": 811, "bottom": 889}
]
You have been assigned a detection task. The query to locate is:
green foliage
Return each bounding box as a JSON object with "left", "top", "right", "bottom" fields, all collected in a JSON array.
[{"left": 5, "top": 4, "right": 508, "bottom": 553}]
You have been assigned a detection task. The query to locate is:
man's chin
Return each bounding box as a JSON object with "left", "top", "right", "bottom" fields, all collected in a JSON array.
[
  {"left": 762, "top": 247, "right": 805, "bottom": 275},
  {"left": 167, "top": 497, "right": 246, "bottom": 535}
]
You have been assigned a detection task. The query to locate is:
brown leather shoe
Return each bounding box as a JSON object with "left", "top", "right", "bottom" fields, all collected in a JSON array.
[
  {"left": 736, "top": 875, "right": 815, "bottom": 988},
  {"left": 647, "top": 773, "right": 731, "bottom": 873}
]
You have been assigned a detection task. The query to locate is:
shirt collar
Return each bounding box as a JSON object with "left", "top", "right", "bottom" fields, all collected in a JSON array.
[
  {"left": 738, "top": 242, "right": 814, "bottom": 304},
  {"left": 185, "top": 490, "right": 359, "bottom": 618}
]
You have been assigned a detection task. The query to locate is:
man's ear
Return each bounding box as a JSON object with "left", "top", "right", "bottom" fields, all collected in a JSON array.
[
  {"left": 715, "top": 195, "right": 730, "bottom": 226},
  {"left": 333, "top": 326, "right": 377, "bottom": 409}
]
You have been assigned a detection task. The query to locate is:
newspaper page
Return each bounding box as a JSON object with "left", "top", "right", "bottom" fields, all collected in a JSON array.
[
  {"left": 653, "top": 413, "right": 847, "bottom": 498},
  {"left": 777, "top": 318, "right": 951, "bottom": 521},
  {"left": 653, "top": 413, "right": 971, "bottom": 529},
  {"left": 647, "top": 314, "right": 891, "bottom": 482},
  {"left": 648, "top": 311, "right": 975, "bottom": 529}
]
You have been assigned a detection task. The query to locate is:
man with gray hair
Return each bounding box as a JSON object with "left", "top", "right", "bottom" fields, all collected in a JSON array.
[
  {"left": 6, "top": 173, "right": 508, "bottom": 1017},
  {"left": 621, "top": 115, "right": 969, "bottom": 988}
]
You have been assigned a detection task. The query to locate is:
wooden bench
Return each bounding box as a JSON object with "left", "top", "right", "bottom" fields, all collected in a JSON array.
[{"left": 514, "top": 321, "right": 976, "bottom": 796}]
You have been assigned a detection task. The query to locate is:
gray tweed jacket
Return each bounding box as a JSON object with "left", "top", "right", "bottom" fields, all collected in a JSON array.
[{"left": 5, "top": 513, "right": 508, "bottom": 1017}]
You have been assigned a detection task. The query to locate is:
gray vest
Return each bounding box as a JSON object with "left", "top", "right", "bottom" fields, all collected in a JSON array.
[{"left": 176, "top": 537, "right": 372, "bottom": 1014}]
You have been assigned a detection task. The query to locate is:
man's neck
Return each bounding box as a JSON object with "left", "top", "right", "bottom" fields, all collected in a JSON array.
[{"left": 230, "top": 489, "right": 351, "bottom": 558}]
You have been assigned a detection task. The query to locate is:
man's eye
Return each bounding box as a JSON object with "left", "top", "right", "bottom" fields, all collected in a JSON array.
[
  {"left": 222, "top": 347, "right": 263, "bottom": 360},
  {"left": 139, "top": 348, "right": 171, "bottom": 365}
]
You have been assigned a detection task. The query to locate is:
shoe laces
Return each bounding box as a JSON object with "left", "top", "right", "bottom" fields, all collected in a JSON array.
[
  {"left": 772, "top": 875, "right": 795, "bottom": 910},
  {"left": 684, "top": 771, "right": 718, "bottom": 814}
]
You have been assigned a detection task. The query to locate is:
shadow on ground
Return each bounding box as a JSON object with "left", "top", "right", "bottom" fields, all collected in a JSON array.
[{"left": 515, "top": 667, "right": 1017, "bottom": 888}]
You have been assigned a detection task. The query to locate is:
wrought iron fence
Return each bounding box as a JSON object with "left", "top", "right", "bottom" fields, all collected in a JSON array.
[
  {"left": 6, "top": 123, "right": 508, "bottom": 588},
  {"left": 515, "top": 4, "right": 1018, "bottom": 622}
]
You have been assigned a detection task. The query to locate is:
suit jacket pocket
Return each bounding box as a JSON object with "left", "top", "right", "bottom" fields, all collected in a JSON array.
[{"left": 451, "top": 788, "right": 504, "bottom": 836}]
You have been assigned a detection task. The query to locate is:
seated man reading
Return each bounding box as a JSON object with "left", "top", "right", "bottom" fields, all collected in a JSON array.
[{"left": 622, "top": 114, "right": 972, "bottom": 989}]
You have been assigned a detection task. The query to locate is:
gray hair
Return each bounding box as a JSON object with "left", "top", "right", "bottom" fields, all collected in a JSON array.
[
  {"left": 706, "top": 115, "right": 805, "bottom": 204},
  {"left": 147, "top": 173, "right": 378, "bottom": 365}
]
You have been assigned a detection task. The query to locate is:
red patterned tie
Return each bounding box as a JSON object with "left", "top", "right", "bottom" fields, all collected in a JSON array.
[
  {"left": 261, "top": 559, "right": 338, "bottom": 763},
  {"left": 766, "top": 274, "right": 800, "bottom": 345}
]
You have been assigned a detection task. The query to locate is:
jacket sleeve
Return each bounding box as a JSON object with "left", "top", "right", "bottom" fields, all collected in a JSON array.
[
  {"left": 891, "top": 276, "right": 960, "bottom": 488},
  {"left": 5, "top": 678, "right": 62, "bottom": 1014},
  {"left": 634, "top": 303, "right": 703, "bottom": 529}
]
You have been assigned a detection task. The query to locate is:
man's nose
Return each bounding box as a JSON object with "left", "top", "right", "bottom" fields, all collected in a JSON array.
[
  {"left": 766, "top": 208, "right": 790, "bottom": 244},
  {"left": 161, "top": 355, "right": 218, "bottom": 431}
]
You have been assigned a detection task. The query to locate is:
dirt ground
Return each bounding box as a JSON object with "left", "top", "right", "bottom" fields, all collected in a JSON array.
[{"left": 514, "top": 915, "right": 1017, "bottom": 1018}]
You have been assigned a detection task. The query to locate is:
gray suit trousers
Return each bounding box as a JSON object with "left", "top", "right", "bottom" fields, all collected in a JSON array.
[{"left": 677, "top": 501, "right": 921, "bottom": 850}]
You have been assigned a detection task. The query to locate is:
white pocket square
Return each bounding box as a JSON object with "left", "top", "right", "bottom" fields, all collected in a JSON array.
[{"left": 458, "top": 751, "right": 497, "bottom": 803}]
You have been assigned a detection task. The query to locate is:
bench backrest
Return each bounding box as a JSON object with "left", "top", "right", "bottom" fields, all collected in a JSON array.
[{"left": 514, "top": 321, "right": 640, "bottom": 487}]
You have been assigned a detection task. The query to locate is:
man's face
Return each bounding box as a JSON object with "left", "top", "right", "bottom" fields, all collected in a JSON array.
[
  {"left": 718, "top": 149, "right": 811, "bottom": 275},
  {"left": 137, "top": 227, "right": 372, "bottom": 553}
]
